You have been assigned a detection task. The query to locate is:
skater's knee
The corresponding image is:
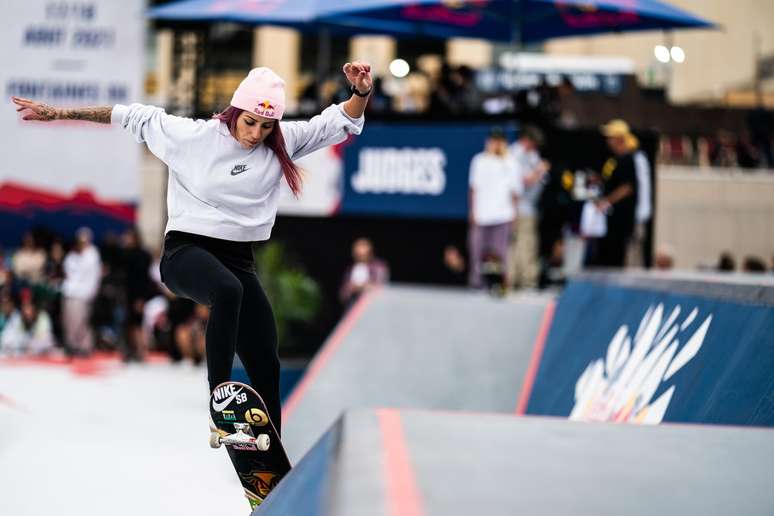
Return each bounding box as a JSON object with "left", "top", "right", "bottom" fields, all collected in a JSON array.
[{"left": 210, "top": 277, "right": 243, "bottom": 306}]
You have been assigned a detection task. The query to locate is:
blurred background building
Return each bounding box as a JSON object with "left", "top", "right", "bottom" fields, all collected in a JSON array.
[{"left": 545, "top": 0, "right": 774, "bottom": 106}]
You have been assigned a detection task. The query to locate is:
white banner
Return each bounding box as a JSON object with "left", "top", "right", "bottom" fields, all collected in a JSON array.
[
  {"left": 277, "top": 145, "right": 344, "bottom": 217},
  {"left": 0, "top": 0, "right": 145, "bottom": 211}
]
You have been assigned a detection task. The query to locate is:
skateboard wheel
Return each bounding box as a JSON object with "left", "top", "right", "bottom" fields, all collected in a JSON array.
[
  {"left": 209, "top": 432, "right": 222, "bottom": 449},
  {"left": 256, "top": 434, "right": 270, "bottom": 451}
]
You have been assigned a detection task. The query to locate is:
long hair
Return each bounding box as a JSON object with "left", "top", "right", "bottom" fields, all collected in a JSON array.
[{"left": 213, "top": 106, "right": 303, "bottom": 196}]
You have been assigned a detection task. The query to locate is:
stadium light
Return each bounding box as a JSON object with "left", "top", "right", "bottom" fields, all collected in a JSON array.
[
  {"left": 654, "top": 45, "right": 671, "bottom": 63},
  {"left": 670, "top": 46, "right": 686, "bottom": 63},
  {"left": 389, "top": 58, "right": 410, "bottom": 78}
]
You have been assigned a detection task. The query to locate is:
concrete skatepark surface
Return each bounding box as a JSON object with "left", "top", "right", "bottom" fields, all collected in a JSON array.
[
  {"left": 281, "top": 286, "right": 554, "bottom": 464},
  {"left": 258, "top": 409, "right": 774, "bottom": 516},
  {"left": 264, "top": 282, "right": 774, "bottom": 515}
]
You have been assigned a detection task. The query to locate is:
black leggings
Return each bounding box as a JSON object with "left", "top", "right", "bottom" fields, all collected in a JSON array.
[{"left": 160, "top": 245, "right": 282, "bottom": 433}]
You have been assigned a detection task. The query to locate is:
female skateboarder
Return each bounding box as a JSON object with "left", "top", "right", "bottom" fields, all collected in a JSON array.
[{"left": 12, "top": 62, "right": 373, "bottom": 436}]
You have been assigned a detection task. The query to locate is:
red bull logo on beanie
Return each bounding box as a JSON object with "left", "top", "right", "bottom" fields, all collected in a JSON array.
[{"left": 254, "top": 100, "right": 276, "bottom": 118}]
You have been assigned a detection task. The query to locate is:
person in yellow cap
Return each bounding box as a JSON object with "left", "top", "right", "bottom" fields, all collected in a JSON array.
[{"left": 587, "top": 119, "right": 639, "bottom": 268}]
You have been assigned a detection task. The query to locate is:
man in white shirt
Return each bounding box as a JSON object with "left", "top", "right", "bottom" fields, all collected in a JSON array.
[
  {"left": 468, "top": 127, "right": 523, "bottom": 289},
  {"left": 508, "top": 126, "right": 548, "bottom": 289},
  {"left": 61, "top": 227, "right": 102, "bottom": 356}
]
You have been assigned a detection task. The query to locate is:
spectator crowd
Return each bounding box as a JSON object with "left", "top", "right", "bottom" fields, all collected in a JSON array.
[
  {"left": 303, "top": 62, "right": 581, "bottom": 125},
  {"left": 0, "top": 223, "right": 398, "bottom": 360},
  {"left": 0, "top": 227, "right": 206, "bottom": 362},
  {"left": 301, "top": 62, "right": 773, "bottom": 171}
]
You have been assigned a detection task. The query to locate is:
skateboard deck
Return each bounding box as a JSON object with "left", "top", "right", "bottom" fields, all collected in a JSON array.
[{"left": 209, "top": 381, "right": 291, "bottom": 509}]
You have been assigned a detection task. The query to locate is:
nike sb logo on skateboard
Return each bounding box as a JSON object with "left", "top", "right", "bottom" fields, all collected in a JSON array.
[
  {"left": 212, "top": 384, "right": 247, "bottom": 411},
  {"left": 230, "top": 164, "right": 249, "bottom": 176}
]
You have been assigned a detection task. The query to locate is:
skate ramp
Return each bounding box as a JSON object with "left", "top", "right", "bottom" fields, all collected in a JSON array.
[
  {"left": 256, "top": 409, "right": 774, "bottom": 516},
  {"left": 281, "top": 286, "right": 554, "bottom": 463}
]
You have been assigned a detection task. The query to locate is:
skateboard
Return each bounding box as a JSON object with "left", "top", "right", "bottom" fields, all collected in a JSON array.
[{"left": 209, "top": 381, "right": 291, "bottom": 509}]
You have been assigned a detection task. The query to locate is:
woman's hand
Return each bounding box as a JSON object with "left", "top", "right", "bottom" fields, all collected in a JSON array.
[
  {"left": 341, "top": 62, "right": 373, "bottom": 119},
  {"left": 12, "top": 96, "right": 60, "bottom": 121},
  {"left": 343, "top": 62, "right": 373, "bottom": 94}
]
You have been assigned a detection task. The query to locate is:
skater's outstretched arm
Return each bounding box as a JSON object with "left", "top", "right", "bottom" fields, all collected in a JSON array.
[
  {"left": 12, "top": 96, "right": 112, "bottom": 124},
  {"left": 13, "top": 96, "right": 204, "bottom": 170},
  {"left": 280, "top": 61, "right": 371, "bottom": 160},
  {"left": 341, "top": 61, "right": 373, "bottom": 120}
]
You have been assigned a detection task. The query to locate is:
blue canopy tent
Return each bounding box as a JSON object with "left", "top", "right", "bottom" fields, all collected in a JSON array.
[
  {"left": 147, "top": 0, "right": 714, "bottom": 113},
  {"left": 146, "top": 0, "right": 382, "bottom": 86},
  {"left": 148, "top": 0, "right": 715, "bottom": 42},
  {"left": 315, "top": 0, "right": 714, "bottom": 42},
  {"left": 148, "top": 0, "right": 318, "bottom": 26}
]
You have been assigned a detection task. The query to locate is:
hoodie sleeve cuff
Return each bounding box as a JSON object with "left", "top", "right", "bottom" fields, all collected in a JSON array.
[
  {"left": 111, "top": 104, "right": 129, "bottom": 125},
  {"left": 337, "top": 103, "right": 364, "bottom": 124},
  {"left": 336, "top": 103, "right": 364, "bottom": 135}
]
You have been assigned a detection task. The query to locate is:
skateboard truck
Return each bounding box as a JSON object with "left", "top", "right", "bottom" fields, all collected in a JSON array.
[{"left": 210, "top": 422, "right": 271, "bottom": 451}]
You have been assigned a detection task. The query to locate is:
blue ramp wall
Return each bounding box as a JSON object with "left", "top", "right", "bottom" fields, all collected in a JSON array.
[{"left": 526, "top": 275, "right": 774, "bottom": 427}]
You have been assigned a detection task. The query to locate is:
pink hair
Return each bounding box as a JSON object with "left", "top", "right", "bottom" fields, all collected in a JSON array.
[{"left": 213, "top": 106, "right": 302, "bottom": 196}]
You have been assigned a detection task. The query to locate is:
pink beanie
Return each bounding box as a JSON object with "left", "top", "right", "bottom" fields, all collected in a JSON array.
[{"left": 230, "top": 67, "right": 286, "bottom": 120}]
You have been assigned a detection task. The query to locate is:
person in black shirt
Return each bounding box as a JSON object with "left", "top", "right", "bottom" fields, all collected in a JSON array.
[
  {"left": 120, "top": 227, "right": 154, "bottom": 361},
  {"left": 587, "top": 120, "right": 639, "bottom": 268}
]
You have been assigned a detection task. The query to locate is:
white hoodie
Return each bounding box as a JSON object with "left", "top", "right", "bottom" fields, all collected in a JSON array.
[{"left": 112, "top": 103, "right": 364, "bottom": 241}]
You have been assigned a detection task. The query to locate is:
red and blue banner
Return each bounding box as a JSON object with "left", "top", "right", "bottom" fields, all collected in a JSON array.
[{"left": 0, "top": 0, "right": 144, "bottom": 246}]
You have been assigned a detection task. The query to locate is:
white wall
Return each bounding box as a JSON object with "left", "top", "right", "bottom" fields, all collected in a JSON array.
[
  {"left": 656, "top": 166, "right": 774, "bottom": 269},
  {"left": 137, "top": 150, "right": 167, "bottom": 253},
  {"left": 545, "top": 0, "right": 774, "bottom": 105}
]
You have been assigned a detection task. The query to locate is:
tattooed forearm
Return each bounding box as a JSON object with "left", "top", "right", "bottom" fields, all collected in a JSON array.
[
  {"left": 12, "top": 96, "right": 113, "bottom": 124},
  {"left": 58, "top": 106, "right": 113, "bottom": 124}
]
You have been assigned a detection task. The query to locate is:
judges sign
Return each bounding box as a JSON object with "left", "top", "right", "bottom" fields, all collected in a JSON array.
[
  {"left": 0, "top": 1, "right": 144, "bottom": 244},
  {"left": 341, "top": 123, "right": 515, "bottom": 219},
  {"left": 351, "top": 147, "right": 446, "bottom": 196}
]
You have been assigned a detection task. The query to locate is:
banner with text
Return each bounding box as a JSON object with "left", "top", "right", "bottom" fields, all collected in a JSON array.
[
  {"left": 0, "top": 0, "right": 144, "bottom": 245},
  {"left": 339, "top": 123, "right": 516, "bottom": 219}
]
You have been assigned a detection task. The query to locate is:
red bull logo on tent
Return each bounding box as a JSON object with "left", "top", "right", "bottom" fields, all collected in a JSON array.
[
  {"left": 556, "top": 0, "right": 640, "bottom": 28},
  {"left": 401, "top": 0, "right": 488, "bottom": 27}
]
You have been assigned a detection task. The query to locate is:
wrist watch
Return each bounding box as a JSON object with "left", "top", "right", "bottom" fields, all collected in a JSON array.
[{"left": 350, "top": 84, "right": 371, "bottom": 97}]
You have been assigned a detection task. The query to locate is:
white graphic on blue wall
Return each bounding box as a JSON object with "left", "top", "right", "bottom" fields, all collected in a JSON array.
[{"left": 571, "top": 304, "right": 712, "bottom": 424}]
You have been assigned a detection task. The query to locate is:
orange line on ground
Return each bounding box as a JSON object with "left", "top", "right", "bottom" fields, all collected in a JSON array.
[
  {"left": 0, "top": 394, "right": 30, "bottom": 413},
  {"left": 0, "top": 352, "right": 170, "bottom": 378},
  {"left": 378, "top": 409, "right": 425, "bottom": 516},
  {"left": 515, "top": 300, "right": 556, "bottom": 415}
]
